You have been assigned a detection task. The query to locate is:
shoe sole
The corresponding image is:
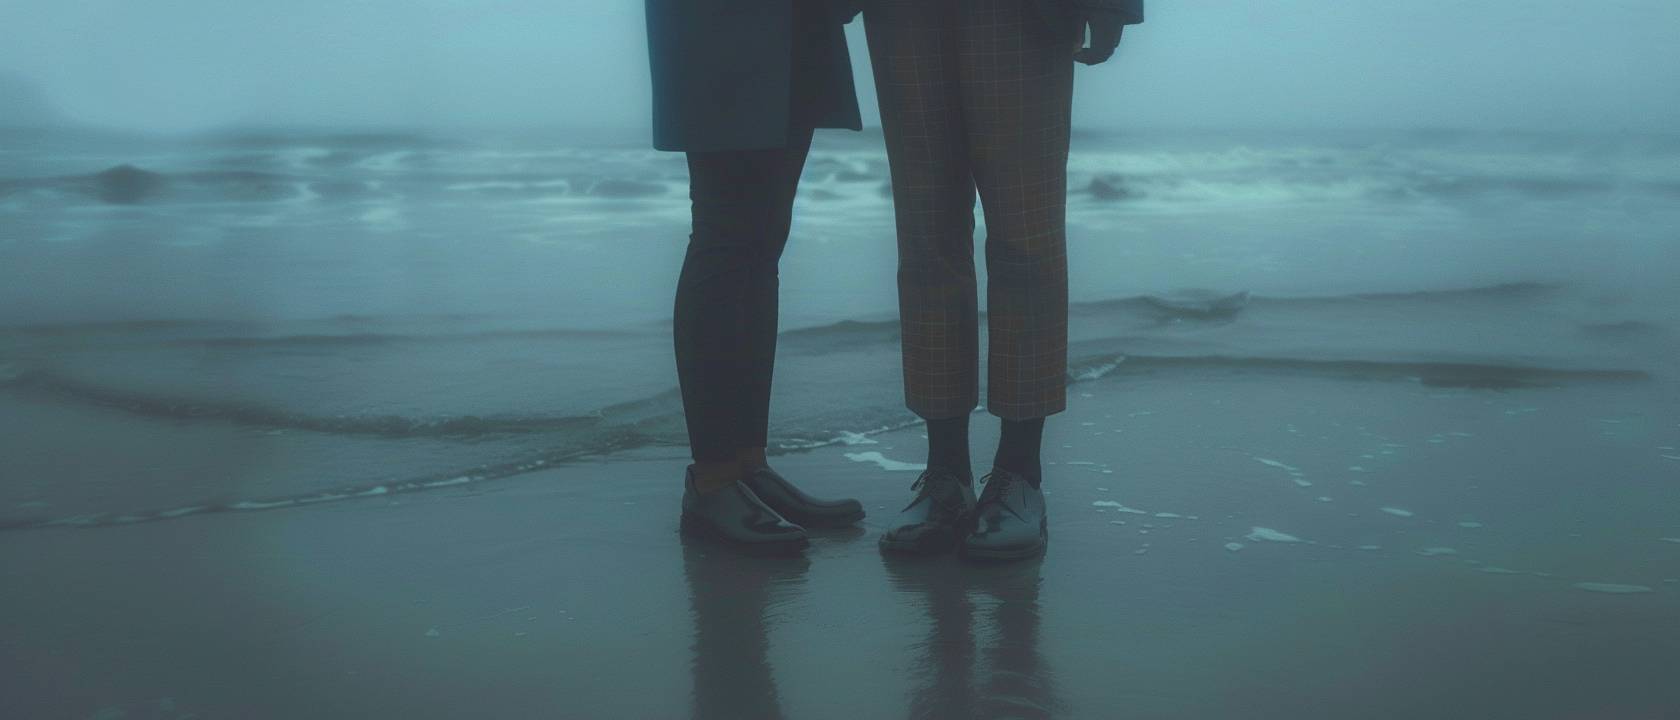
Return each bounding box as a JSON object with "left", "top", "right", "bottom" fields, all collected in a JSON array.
[
  {"left": 878, "top": 528, "right": 962, "bottom": 556},
  {"left": 784, "top": 509, "right": 867, "bottom": 530},
  {"left": 679, "top": 513, "right": 810, "bottom": 554},
  {"left": 960, "top": 527, "right": 1048, "bottom": 561}
]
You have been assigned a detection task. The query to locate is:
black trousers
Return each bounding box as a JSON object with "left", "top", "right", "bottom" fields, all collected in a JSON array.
[
  {"left": 675, "top": 128, "right": 815, "bottom": 462},
  {"left": 674, "top": 0, "right": 836, "bottom": 462}
]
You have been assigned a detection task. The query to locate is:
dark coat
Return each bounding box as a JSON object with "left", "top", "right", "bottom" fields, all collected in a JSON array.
[
  {"left": 646, "top": 0, "right": 864, "bottom": 153},
  {"left": 838, "top": 0, "right": 1143, "bottom": 42},
  {"left": 1034, "top": 0, "right": 1144, "bottom": 41}
]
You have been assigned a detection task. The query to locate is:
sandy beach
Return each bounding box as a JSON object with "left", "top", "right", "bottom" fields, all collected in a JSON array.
[
  {"left": 6, "top": 363, "right": 1678, "bottom": 719},
  {"left": 7, "top": 1, "right": 1680, "bottom": 714},
  {"left": 4, "top": 124, "right": 1679, "bottom": 719}
]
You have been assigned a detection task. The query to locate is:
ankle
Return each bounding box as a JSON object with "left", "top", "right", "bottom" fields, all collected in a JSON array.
[
  {"left": 993, "top": 417, "right": 1046, "bottom": 487},
  {"left": 691, "top": 460, "right": 741, "bottom": 494},
  {"left": 737, "top": 447, "right": 770, "bottom": 471},
  {"left": 993, "top": 462, "right": 1043, "bottom": 488},
  {"left": 925, "top": 414, "right": 973, "bottom": 480},
  {"left": 927, "top": 466, "right": 973, "bottom": 484}
]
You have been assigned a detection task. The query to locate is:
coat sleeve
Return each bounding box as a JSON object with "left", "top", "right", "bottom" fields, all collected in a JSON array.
[{"left": 1077, "top": 0, "right": 1143, "bottom": 25}]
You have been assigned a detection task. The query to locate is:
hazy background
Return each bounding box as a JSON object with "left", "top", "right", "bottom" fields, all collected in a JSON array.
[
  {"left": 3, "top": 0, "right": 1679, "bottom": 132},
  {"left": 4, "top": 5, "right": 1680, "bottom": 718}
]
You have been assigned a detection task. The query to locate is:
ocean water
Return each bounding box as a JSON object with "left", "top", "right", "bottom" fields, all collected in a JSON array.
[{"left": 1, "top": 126, "right": 1677, "bottom": 525}]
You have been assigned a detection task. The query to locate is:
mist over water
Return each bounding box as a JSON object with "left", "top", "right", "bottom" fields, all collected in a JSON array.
[
  {"left": 2, "top": 124, "right": 1675, "bottom": 522},
  {"left": 5, "top": 1, "right": 1680, "bottom": 132}
]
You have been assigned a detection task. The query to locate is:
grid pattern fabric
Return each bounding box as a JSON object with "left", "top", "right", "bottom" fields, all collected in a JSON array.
[{"left": 865, "top": 0, "right": 1075, "bottom": 420}]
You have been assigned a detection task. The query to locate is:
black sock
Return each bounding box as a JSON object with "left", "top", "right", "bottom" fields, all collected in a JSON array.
[
  {"left": 925, "top": 414, "right": 972, "bottom": 481},
  {"left": 994, "top": 418, "right": 1045, "bottom": 487}
]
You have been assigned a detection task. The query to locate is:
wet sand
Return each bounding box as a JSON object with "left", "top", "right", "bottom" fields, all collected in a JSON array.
[{"left": 4, "top": 370, "right": 1679, "bottom": 719}]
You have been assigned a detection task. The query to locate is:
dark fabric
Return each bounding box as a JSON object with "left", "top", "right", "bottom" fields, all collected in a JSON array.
[
  {"left": 854, "top": 0, "right": 1142, "bottom": 39},
  {"left": 788, "top": 1, "right": 852, "bottom": 132},
  {"left": 674, "top": 128, "right": 815, "bottom": 461},
  {"left": 1050, "top": 0, "right": 1143, "bottom": 29},
  {"left": 1031, "top": 0, "right": 1142, "bottom": 47},
  {"left": 1082, "top": 0, "right": 1143, "bottom": 16},
  {"left": 647, "top": 0, "right": 862, "bottom": 152},
  {"left": 865, "top": 0, "right": 1073, "bottom": 421},
  {"left": 828, "top": 0, "right": 865, "bottom": 23},
  {"left": 994, "top": 417, "right": 1046, "bottom": 487},
  {"left": 925, "top": 414, "right": 973, "bottom": 480}
]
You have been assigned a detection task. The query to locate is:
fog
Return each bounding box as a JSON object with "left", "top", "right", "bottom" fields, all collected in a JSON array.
[
  {"left": 6, "top": 4, "right": 1680, "bottom": 719},
  {"left": 3, "top": 0, "right": 1679, "bottom": 132}
]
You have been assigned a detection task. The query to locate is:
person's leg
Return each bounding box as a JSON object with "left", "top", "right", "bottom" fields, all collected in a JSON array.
[
  {"left": 866, "top": 0, "right": 982, "bottom": 439},
  {"left": 925, "top": 414, "right": 973, "bottom": 480},
  {"left": 736, "top": 126, "right": 815, "bottom": 473},
  {"left": 955, "top": 0, "right": 1074, "bottom": 559},
  {"left": 738, "top": 0, "right": 830, "bottom": 473},
  {"left": 994, "top": 417, "right": 1046, "bottom": 486},
  {"left": 962, "top": 0, "right": 1075, "bottom": 463},
  {"left": 868, "top": 0, "right": 984, "bottom": 554},
  {"left": 729, "top": 123, "right": 867, "bottom": 529},
  {"left": 677, "top": 144, "right": 806, "bottom": 493}
]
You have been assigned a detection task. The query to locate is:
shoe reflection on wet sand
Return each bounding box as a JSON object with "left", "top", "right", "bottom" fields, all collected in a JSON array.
[
  {"left": 885, "top": 555, "right": 1056, "bottom": 720},
  {"left": 681, "top": 532, "right": 814, "bottom": 720},
  {"left": 682, "top": 529, "right": 1052, "bottom": 720}
]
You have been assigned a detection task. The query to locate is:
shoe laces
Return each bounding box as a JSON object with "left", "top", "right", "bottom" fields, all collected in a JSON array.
[
  {"left": 908, "top": 468, "right": 964, "bottom": 508},
  {"left": 909, "top": 468, "right": 945, "bottom": 494},
  {"left": 975, "top": 470, "right": 1018, "bottom": 511}
]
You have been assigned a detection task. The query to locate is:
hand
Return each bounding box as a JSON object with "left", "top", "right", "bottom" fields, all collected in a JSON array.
[{"left": 1073, "top": 12, "right": 1125, "bottom": 66}]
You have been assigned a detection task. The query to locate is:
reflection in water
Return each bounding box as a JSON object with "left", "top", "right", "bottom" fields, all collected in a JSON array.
[
  {"left": 681, "top": 534, "right": 1051, "bottom": 720},
  {"left": 681, "top": 535, "right": 812, "bottom": 720},
  {"left": 885, "top": 556, "right": 1055, "bottom": 720}
]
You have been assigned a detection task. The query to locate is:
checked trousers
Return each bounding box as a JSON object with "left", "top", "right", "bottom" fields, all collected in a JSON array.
[{"left": 865, "top": 0, "right": 1076, "bottom": 421}]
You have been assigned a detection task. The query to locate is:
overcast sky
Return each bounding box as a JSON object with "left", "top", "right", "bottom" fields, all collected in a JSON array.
[{"left": 2, "top": 0, "right": 1677, "bottom": 133}]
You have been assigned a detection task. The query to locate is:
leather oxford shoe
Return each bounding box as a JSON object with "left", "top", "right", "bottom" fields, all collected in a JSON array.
[
  {"left": 961, "top": 468, "right": 1047, "bottom": 560},
  {"left": 878, "top": 467, "right": 975, "bottom": 555},
  {"left": 680, "top": 466, "right": 809, "bottom": 551},
  {"left": 742, "top": 466, "right": 865, "bottom": 529}
]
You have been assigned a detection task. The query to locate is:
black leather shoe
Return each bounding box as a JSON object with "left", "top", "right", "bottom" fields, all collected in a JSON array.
[
  {"left": 961, "top": 468, "right": 1047, "bottom": 560},
  {"left": 742, "top": 466, "right": 866, "bottom": 529},
  {"left": 680, "top": 467, "right": 808, "bottom": 552},
  {"left": 878, "top": 467, "right": 975, "bottom": 555}
]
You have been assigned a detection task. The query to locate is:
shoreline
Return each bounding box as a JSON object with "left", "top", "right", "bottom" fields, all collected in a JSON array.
[{"left": 5, "top": 369, "right": 1678, "bottom": 718}]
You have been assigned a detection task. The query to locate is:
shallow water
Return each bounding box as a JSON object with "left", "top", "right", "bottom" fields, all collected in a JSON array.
[
  {"left": 4, "top": 371, "right": 1678, "bottom": 719},
  {"left": 3, "top": 126, "right": 1676, "bottom": 523},
  {"left": 2, "top": 126, "right": 1678, "bottom": 717}
]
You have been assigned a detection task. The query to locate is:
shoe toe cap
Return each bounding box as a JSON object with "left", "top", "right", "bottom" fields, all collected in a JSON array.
[
  {"left": 826, "top": 498, "right": 865, "bottom": 518},
  {"left": 884, "top": 519, "right": 937, "bottom": 540},
  {"left": 962, "top": 531, "right": 1009, "bottom": 551},
  {"left": 881, "top": 520, "right": 961, "bottom": 551},
  {"left": 765, "top": 519, "right": 807, "bottom": 536}
]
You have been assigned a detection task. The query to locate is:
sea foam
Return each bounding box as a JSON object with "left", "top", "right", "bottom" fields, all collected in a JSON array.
[
  {"left": 843, "top": 452, "right": 925, "bottom": 472},
  {"left": 1245, "top": 527, "right": 1304, "bottom": 543},
  {"left": 1572, "top": 583, "right": 1654, "bottom": 594},
  {"left": 1093, "top": 501, "right": 1148, "bottom": 515}
]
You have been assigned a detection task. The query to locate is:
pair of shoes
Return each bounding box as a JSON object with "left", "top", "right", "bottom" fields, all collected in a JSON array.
[
  {"left": 679, "top": 465, "right": 865, "bottom": 552},
  {"left": 878, "top": 466, "right": 1046, "bottom": 560}
]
